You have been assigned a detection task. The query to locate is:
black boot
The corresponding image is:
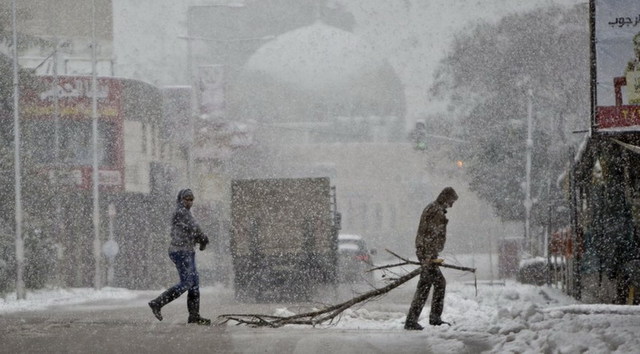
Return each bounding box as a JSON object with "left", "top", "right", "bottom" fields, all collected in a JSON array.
[
  {"left": 187, "top": 289, "right": 211, "bottom": 325},
  {"left": 148, "top": 301, "right": 163, "bottom": 321},
  {"left": 404, "top": 322, "right": 424, "bottom": 330},
  {"left": 429, "top": 318, "right": 451, "bottom": 326},
  {"left": 149, "top": 288, "right": 182, "bottom": 321},
  {"left": 188, "top": 315, "right": 212, "bottom": 325}
]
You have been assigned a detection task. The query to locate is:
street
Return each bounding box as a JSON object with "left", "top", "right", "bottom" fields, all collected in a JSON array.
[
  {"left": 0, "top": 281, "right": 490, "bottom": 354},
  {"left": 3, "top": 277, "right": 640, "bottom": 354}
]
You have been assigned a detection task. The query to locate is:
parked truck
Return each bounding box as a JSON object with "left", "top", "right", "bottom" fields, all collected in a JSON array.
[{"left": 230, "top": 177, "right": 341, "bottom": 302}]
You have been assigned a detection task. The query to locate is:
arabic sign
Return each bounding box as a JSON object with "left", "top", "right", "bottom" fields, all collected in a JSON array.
[
  {"left": 20, "top": 76, "right": 126, "bottom": 192},
  {"left": 20, "top": 76, "right": 123, "bottom": 121},
  {"left": 596, "top": 105, "right": 640, "bottom": 129},
  {"left": 595, "top": 1, "right": 640, "bottom": 131}
]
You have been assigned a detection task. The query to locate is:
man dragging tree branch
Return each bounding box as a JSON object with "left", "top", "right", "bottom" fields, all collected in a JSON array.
[{"left": 405, "top": 187, "right": 458, "bottom": 330}]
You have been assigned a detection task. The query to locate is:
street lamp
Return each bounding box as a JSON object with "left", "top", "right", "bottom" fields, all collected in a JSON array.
[
  {"left": 524, "top": 88, "right": 534, "bottom": 256},
  {"left": 91, "top": 0, "right": 102, "bottom": 290},
  {"left": 11, "top": 0, "right": 25, "bottom": 300}
]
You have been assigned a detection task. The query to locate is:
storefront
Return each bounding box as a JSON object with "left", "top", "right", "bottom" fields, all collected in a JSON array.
[
  {"left": 557, "top": 0, "right": 640, "bottom": 303},
  {"left": 568, "top": 133, "right": 640, "bottom": 303}
]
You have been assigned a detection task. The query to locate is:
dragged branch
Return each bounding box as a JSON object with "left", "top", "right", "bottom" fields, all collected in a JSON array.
[
  {"left": 219, "top": 267, "right": 422, "bottom": 327},
  {"left": 218, "top": 250, "right": 476, "bottom": 327}
]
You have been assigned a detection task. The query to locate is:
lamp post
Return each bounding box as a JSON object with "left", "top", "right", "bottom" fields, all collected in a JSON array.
[
  {"left": 11, "top": 0, "right": 25, "bottom": 300},
  {"left": 52, "top": 39, "right": 65, "bottom": 288},
  {"left": 524, "top": 88, "right": 534, "bottom": 256},
  {"left": 91, "top": 0, "right": 102, "bottom": 290},
  {"left": 52, "top": 38, "right": 64, "bottom": 289}
]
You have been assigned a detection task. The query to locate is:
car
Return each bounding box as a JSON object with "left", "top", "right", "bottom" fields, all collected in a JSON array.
[{"left": 337, "top": 234, "right": 376, "bottom": 283}]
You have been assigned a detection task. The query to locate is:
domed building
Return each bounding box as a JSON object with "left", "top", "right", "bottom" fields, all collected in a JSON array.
[
  {"left": 227, "top": 21, "right": 406, "bottom": 145},
  {"left": 193, "top": 16, "right": 507, "bottom": 267},
  {"left": 223, "top": 22, "right": 431, "bottom": 254}
]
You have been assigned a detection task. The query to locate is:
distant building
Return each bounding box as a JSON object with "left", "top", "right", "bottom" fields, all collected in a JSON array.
[
  {"left": 0, "top": 0, "right": 510, "bottom": 288},
  {"left": 0, "top": 0, "right": 114, "bottom": 76}
]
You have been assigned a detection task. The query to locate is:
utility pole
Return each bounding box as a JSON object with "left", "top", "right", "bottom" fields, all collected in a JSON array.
[
  {"left": 524, "top": 88, "right": 534, "bottom": 256},
  {"left": 91, "top": 0, "right": 102, "bottom": 290},
  {"left": 185, "top": 15, "right": 195, "bottom": 187},
  {"left": 12, "top": 0, "right": 25, "bottom": 300},
  {"left": 52, "top": 39, "right": 64, "bottom": 287}
]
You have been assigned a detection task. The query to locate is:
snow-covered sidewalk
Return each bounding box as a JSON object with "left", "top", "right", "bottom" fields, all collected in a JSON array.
[
  {"left": 0, "top": 287, "right": 140, "bottom": 314},
  {"left": 268, "top": 281, "right": 640, "bottom": 353}
]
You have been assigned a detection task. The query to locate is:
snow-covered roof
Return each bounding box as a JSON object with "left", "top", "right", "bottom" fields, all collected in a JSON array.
[{"left": 245, "top": 21, "right": 385, "bottom": 91}]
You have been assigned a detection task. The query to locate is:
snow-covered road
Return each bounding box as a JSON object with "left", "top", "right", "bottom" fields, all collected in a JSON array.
[{"left": 1, "top": 279, "right": 639, "bottom": 353}]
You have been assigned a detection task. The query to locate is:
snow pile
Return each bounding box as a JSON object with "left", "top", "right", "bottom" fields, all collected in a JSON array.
[
  {"left": 447, "top": 283, "right": 638, "bottom": 353},
  {"left": 275, "top": 281, "right": 640, "bottom": 353},
  {"left": 0, "top": 287, "right": 138, "bottom": 314}
]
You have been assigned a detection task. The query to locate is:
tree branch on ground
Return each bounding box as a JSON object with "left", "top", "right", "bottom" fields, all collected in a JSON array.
[{"left": 217, "top": 250, "right": 476, "bottom": 327}]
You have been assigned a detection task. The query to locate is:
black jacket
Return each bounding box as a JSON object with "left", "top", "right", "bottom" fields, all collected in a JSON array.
[{"left": 415, "top": 201, "right": 447, "bottom": 262}]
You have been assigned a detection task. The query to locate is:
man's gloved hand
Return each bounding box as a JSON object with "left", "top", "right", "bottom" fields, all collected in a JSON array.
[
  {"left": 199, "top": 236, "right": 209, "bottom": 251},
  {"left": 431, "top": 258, "right": 444, "bottom": 264}
]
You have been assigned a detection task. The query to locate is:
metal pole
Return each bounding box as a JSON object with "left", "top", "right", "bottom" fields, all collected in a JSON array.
[
  {"left": 186, "top": 7, "right": 195, "bottom": 187},
  {"left": 52, "top": 39, "right": 63, "bottom": 287},
  {"left": 488, "top": 224, "right": 494, "bottom": 284},
  {"left": 589, "top": 0, "right": 597, "bottom": 134},
  {"left": 91, "top": 0, "right": 102, "bottom": 290},
  {"left": 12, "top": 0, "right": 25, "bottom": 300},
  {"left": 107, "top": 204, "right": 115, "bottom": 286},
  {"left": 524, "top": 88, "right": 533, "bottom": 256}
]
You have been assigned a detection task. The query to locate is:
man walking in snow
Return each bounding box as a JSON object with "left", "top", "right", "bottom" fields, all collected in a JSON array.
[
  {"left": 148, "top": 188, "right": 211, "bottom": 325},
  {"left": 405, "top": 187, "right": 458, "bottom": 330}
]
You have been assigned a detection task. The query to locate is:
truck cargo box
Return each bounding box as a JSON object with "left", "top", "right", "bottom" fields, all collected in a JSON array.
[{"left": 230, "top": 177, "right": 340, "bottom": 302}]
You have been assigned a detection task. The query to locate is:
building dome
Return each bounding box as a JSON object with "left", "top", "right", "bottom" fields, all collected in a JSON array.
[
  {"left": 246, "top": 21, "right": 386, "bottom": 91},
  {"left": 227, "top": 21, "right": 405, "bottom": 140}
]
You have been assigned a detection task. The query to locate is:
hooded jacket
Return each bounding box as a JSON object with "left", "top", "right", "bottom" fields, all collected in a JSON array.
[
  {"left": 415, "top": 188, "right": 457, "bottom": 263},
  {"left": 168, "top": 189, "right": 208, "bottom": 252},
  {"left": 415, "top": 201, "right": 448, "bottom": 262}
]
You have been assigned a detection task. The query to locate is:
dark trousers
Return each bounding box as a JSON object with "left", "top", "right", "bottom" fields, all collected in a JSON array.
[
  {"left": 151, "top": 251, "right": 201, "bottom": 318},
  {"left": 406, "top": 264, "right": 446, "bottom": 325}
]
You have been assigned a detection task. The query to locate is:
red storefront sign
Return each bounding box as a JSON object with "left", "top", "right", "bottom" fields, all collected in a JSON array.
[
  {"left": 21, "top": 76, "right": 123, "bottom": 121},
  {"left": 19, "top": 76, "right": 125, "bottom": 191},
  {"left": 596, "top": 105, "right": 640, "bottom": 130}
]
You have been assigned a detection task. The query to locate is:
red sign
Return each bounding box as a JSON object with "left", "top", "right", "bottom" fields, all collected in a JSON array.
[
  {"left": 19, "top": 76, "right": 126, "bottom": 192},
  {"left": 596, "top": 105, "right": 640, "bottom": 130},
  {"left": 20, "top": 76, "right": 123, "bottom": 122}
]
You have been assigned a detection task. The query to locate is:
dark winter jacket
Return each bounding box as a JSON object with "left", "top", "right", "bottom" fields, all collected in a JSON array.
[
  {"left": 415, "top": 201, "right": 448, "bottom": 263},
  {"left": 168, "top": 189, "right": 209, "bottom": 252}
]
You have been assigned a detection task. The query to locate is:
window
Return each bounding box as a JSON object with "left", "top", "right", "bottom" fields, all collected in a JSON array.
[{"left": 23, "top": 119, "right": 118, "bottom": 167}]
